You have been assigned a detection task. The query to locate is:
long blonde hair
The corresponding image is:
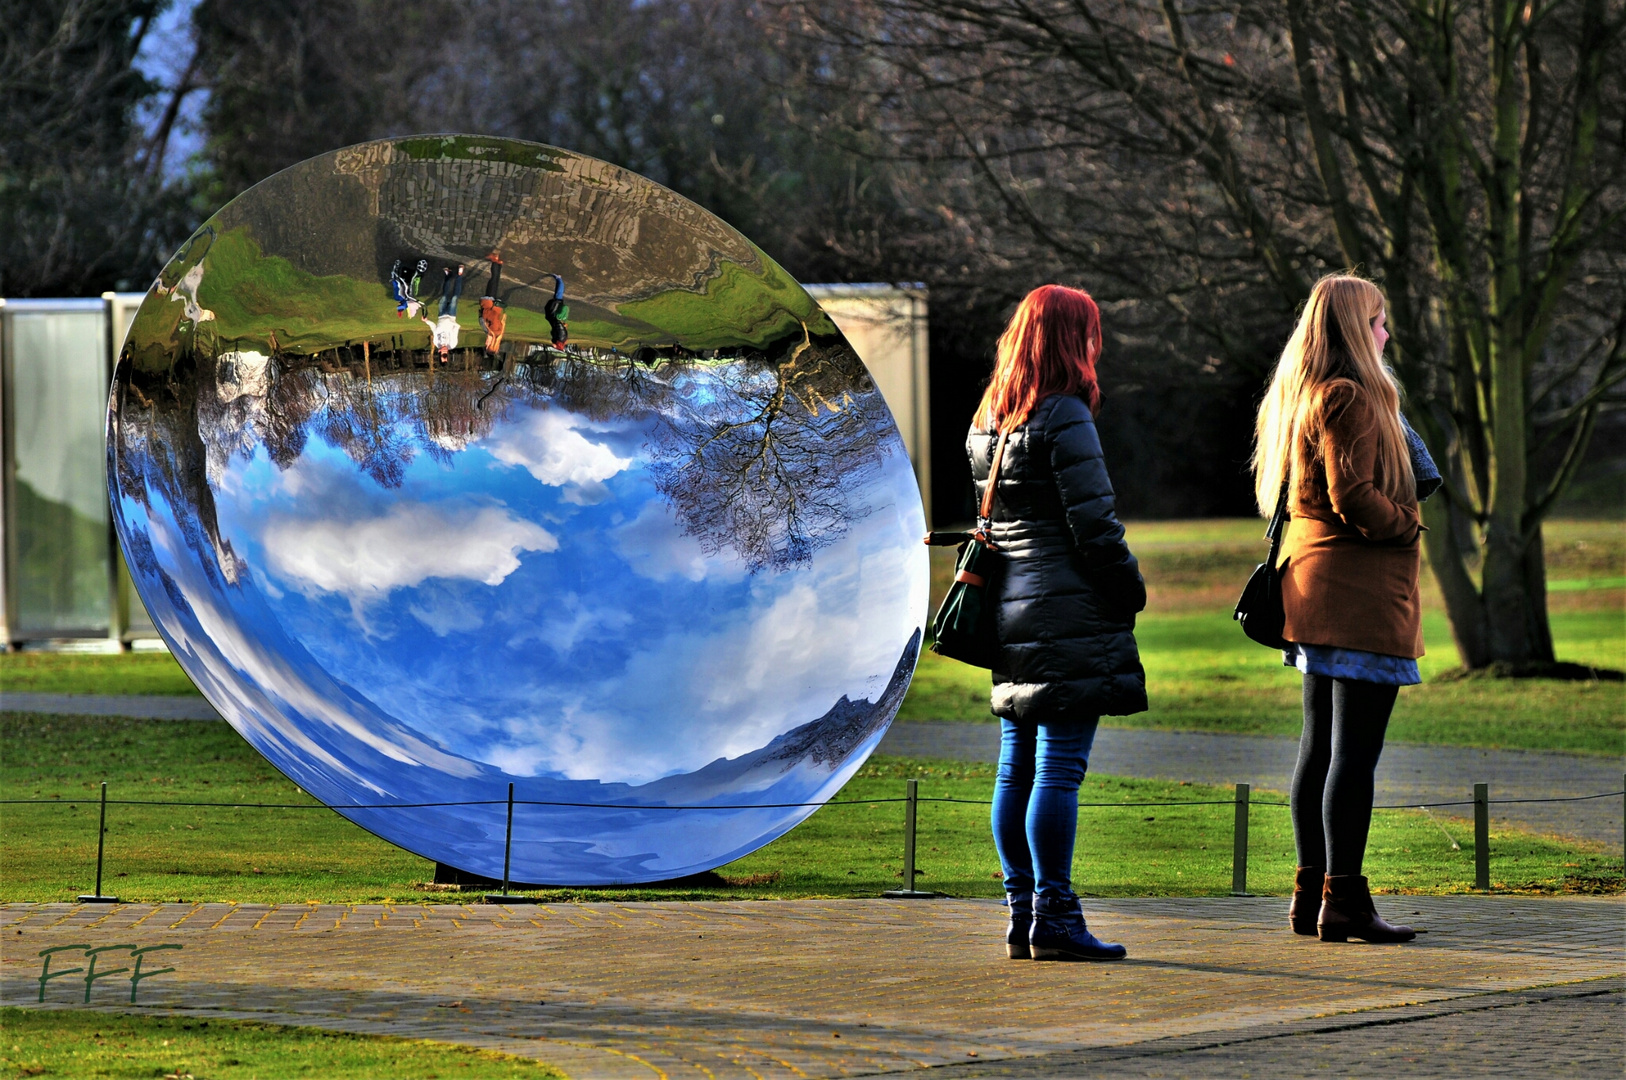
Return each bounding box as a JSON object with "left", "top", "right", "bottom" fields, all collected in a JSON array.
[{"left": 1252, "top": 274, "right": 1413, "bottom": 514}]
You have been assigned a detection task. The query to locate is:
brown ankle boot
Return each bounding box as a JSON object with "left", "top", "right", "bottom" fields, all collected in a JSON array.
[
  {"left": 1317, "top": 874, "right": 1416, "bottom": 943},
  {"left": 1288, "top": 866, "right": 1322, "bottom": 935}
]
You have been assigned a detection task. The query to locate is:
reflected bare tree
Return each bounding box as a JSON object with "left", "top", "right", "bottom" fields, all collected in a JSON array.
[
  {"left": 650, "top": 330, "right": 896, "bottom": 572},
  {"left": 111, "top": 352, "right": 246, "bottom": 590},
  {"left": 115, "top": 327, "right": 896, "bottom": 584},
  {"left": 261, "top": 363, "right": 320, "bottom": 468},
  {"left": 313, "top": 373, "right": 418, "bottom": 488},
  {"left": 515, "top": 351, "right": 677, "bottom": 425}
]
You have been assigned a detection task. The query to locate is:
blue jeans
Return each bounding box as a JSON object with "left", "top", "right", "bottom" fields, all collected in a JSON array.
[
  {"left": 992, "top": 716, "right": 1100, "bottom": 900},
  {"left": 440, "top": 268, "right": 464, "bottom": 316}
]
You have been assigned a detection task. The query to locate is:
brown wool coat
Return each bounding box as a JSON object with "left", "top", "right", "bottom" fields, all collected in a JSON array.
[{"left": 1279, "top": 381, "right": 1425, "bottom": 659}]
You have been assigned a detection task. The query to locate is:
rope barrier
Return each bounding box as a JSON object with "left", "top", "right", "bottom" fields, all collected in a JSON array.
[
  {"left": 921, "top": 796, "right": 1293, "bottom": 807},
  {"left": 2, "top": 799, "right": 492, "bottom": 809},
  {"left": 1476, "top": 790, "right": 1626, "bottom": 805},
  {"left": 5, "top": 790, "right": 1618, "bottom": 809},
  {"left": 1373, "top": 799, "right": 1475, "bottom": 809},
  {"left": 16, "top": 777, "right": 1618, "bottom": 903},
  {"left": 2, "top": 796, "right": 911, "bottom": 811}
]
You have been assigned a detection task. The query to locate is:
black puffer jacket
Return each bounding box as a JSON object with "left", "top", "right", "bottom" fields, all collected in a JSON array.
[{"left": 968, "top": 393, "right": 1148, "bottom": 720}]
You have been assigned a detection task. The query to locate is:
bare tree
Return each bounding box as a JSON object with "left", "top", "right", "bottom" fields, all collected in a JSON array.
[
  {"left": 787, "top": 0, "right": 1626, "bottom": 671},
  {"left": 0, "top": 0, "right": 196, "bottom": 295}
]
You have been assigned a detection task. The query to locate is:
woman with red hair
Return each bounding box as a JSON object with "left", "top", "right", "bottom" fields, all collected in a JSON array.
[{"left": 969, "top": 284, "right": 1147, "bottom": 961}]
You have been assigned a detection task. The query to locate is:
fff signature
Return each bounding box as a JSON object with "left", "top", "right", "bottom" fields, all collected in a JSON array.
[{"left": 36, "top": 943, "right": 182, "bottom": 1004}]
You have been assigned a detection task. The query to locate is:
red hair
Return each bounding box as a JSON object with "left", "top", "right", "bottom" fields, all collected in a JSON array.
[{"left": 974, "top": 284, "right": 1103, "bottom": 432}]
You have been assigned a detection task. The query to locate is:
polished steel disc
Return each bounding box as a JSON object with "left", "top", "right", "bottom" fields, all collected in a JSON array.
[{"left": 108, "top": 136, "right": 926, "bottom": 885}]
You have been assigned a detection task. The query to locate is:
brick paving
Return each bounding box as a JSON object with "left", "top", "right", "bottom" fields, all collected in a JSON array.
[
  {"left": 4, "top": 896, "right": 1621, "bottom": 1078},
  {"left": 913, "top": 981, "right": 1624, "bottom": 1078}
]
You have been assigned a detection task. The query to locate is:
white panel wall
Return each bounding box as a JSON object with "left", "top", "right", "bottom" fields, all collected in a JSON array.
[{"left": 804, "top": 284, "right": 931, "bottom": 526}]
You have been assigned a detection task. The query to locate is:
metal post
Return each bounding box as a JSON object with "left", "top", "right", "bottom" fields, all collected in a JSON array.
[
  {"left": 884, "top": 778, "right": 936, "bottom": 898},
  {"left": 502, "top": 782, "right": 514, "bottom": 896},
  {"left": 1473, "top": 782, "right": 1490, "bottom": 891},
  {"left": 77, "top": 782, "right": 119, "bottom": 903},
  {"left": 903, "top": 779, "right": 918, "bottom": 891},
  {"left": 95, "top": 782, "right": 107, "bottom": 896},
  {"left": 484, "top": 782, "right": 534, "bottom": 904},
  {"left": 1231, "top": 783, "right": 1251, "bottom": 896}
]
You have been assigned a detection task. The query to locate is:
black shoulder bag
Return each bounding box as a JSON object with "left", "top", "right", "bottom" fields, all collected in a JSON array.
[
  {"left": 925, "top": 429, "right": 1008, "bottom": 668},
  {"left": 1233, "top": 480, "right": 1290, "bottom": 649}
]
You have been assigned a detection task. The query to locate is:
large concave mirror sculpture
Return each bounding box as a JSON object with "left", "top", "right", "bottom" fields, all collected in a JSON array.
[{"left": 110, "top": 136, "right": 927, "bottom": 884}]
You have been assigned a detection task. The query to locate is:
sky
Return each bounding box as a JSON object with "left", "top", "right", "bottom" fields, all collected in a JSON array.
[{"left": 133, "top": 0, "right": 206, "bottom": 182}]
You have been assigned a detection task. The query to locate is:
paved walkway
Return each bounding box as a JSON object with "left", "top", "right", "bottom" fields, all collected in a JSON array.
[
  {"left": 0, "top": 692, "right": 219, "bottom": 721},
  {"left": 4, "top": 897, "right": 1621, "bottom": 1078},
  {"left": 883, "top": 722, "right": 1626, "bottom": 852}
]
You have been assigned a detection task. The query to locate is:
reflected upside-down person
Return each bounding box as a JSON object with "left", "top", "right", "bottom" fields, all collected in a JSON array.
[
  {"left": 480, "top": 252, "right": 507, "bottom": 356},
  {"left": 544, "top": 274, "right": 569, "bottom": 348},
  {"left": 390, "top": 257, "right": 427, "bottom": 317},
  {"left": 970, "top": 285, "right": 1147, "bottom": 962},
  {"left": 1254, "top": 274, "right": 1431, "bottom": 944},
  {"left": 421, "top": 264, "right": 465, "bottom": 363}
]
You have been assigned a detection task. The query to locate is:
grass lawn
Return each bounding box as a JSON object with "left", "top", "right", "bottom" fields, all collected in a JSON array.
[
  {"left": 3, "top": 716, "right": 1617, "bottom": 904},
  {"left": 900, "top": 608, "right": 1625, "bottom": 754},
  {"left": 903, "top": 518, "right": 1625, "bottom": 756},
  {"left": 6, "top": 520, "right": 1617, "bottom": 754},
  {"left": 0, "top": 1007, "right": 561, "bottom": 1079},
  {"left": 0, "top": 652, "right": 199, "bottom": 697}
]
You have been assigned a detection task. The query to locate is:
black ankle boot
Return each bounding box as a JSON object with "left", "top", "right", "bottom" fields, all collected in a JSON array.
[
  {"left": 1289, "top": 866, "right": 1323, "bottom": 935},
  {"left": 1317, "top": 874, "right": 1416, "bottom": 943},
  {"left": 1029, "top": 894, "right": 1127, "bottom": 961},
  {"left": 1006, "top": 892, "right": 1033, "bottom": 959}
]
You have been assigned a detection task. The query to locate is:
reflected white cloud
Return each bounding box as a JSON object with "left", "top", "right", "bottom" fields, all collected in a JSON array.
[
  {"left": 508, "top": 592, "right": 635, "bottom": 656},
  {"left": 137, "top": 493, "right": 483, "bottom": 786},
  {"left": 406, "top": 585, "right": 488, "bottom": 638},
  {"left": 613, "top": 500, "right": 746, "bottom": 583},
  {"left": 485, "top": 407, "right": 633, "bottom": 499},
  {"left": 532, "top": 475, "right": 926, "bottom": 784},
  {"left": 263, "top": 502, "right": 557, "bottom": 598}
]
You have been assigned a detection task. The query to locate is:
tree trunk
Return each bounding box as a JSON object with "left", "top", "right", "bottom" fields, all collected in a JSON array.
[
  {"left": 1421, "top": 497, "right": 1558, "bottom": 669},
  {"left": 1519, "top": 526, "right": 1555, "bottom": 662},
  {"left": 1421, "top": 496, "right": 1490, "bottom": 668}
]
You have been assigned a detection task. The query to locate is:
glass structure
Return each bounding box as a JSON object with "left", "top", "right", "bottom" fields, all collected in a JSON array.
[
  {"left": 107, "top": 136, "right": 928, "bottom": 885},
  {"left": 1, "top": 295, "right": 155, "bottom": 647},
  {"left": 4, "top": 301, "right": 113, "bottom": 637}
]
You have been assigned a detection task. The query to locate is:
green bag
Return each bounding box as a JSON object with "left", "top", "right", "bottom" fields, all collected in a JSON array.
[{"left": 928, "top": 429, "right": 1008, "bottom": 669}]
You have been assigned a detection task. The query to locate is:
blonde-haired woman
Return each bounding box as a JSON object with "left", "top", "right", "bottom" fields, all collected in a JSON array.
[{"left": 1254, "top": 273, "right": 1422, "bottom": 944}]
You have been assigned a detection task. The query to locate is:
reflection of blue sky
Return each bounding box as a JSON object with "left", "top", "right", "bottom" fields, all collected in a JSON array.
[
  {"left": 115, "top": 363, "right": 927, "bottom": 883},
  {"left": 209, "top": 392, "right": 924, "bottom": 788}
]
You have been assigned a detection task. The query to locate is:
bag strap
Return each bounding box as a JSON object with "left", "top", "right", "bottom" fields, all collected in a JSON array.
[
  {"left": 979, "top": 428, "right": 1010, "bottom": 524},
  {"left": 1265, "top": 478, "right": 1290, "bottom": 566}
]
